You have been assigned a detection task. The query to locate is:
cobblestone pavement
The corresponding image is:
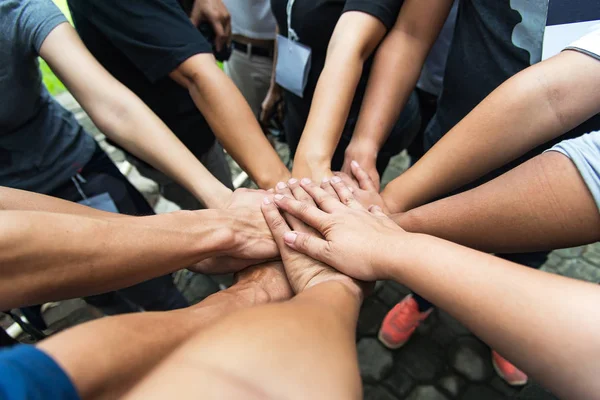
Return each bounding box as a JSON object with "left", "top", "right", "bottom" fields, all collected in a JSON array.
[{"left": 17, "top": 93, "right": 599, "bottom": 399}]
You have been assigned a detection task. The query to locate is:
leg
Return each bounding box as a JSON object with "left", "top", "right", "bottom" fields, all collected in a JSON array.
[
  {"left": 224, "top": 50, "right": 273, "bottom": 118},
  {"left": 126, "top": 280, "right": 362, "bottom": 400}
]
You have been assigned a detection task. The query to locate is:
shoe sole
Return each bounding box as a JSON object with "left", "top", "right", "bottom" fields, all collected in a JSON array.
[
  {"left": 377, "top": 330, "right": 409, "bottom": 350},
  {"left": 492, "top": 357, "right": 528, "bottom": 386}
]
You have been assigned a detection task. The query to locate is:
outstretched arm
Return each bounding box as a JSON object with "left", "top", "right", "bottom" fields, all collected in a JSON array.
[
  {"left": 381, "top": 49, "right": 600, "bottom": 212},
  {"left": 392, "top": 150, "right": 600, "bottom": 253},
  {"left": 291, "top": 11, "right": 388, "bottom": 181},
  {"left": 171, "top": 54, "right": 291, "bottom": 189},
  {"left": 38, "top": 262, "right": 292, "bottom": 400},
  {"left": 272, "top": 178, "right": 600, "bottom": 400},
  {"left": 345, "top": 0, "right": 453, "bottom": 186},
  {"left": 0, "top": 204, "right": 277, "bottom": 310},
  {"left": 40, "top": 23, "right": 232, "bottom": 209}
]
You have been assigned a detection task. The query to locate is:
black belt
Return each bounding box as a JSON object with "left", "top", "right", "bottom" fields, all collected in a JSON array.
[{"left": 231, "top": 40, "right": 274, "bottom": 58}]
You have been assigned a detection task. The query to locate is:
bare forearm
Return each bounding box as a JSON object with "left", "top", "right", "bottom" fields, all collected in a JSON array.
[
  {"left": 38, "top": 281, "right": 270, "bottom": 400},
  {"left": 293, "top": 14, "right": 386, "bottom": 178},
  {"left": 95, "top": 90, "right": 232, "bottom": 208},
  {"left": 0, "top": 210, "right": 227, "bottom": 309},
  {"left": 0, "top": 186, "right": 125, "bottom": 219},
  {"left": 125, "top": 281, "right": 363, "bottom": 400},
  {"left": 383, "top": 232, "right": 600, "bottom": 399},
  {"left": 351, "top": 0, "right": 453, "bottom": 159},
  {"left": 189, "top": 62, "right": 289, "bottom": 189},
  {"left": 383, "top": 51, "right": 600, "bottom": 212},
  {"left": 393, "top": 152, "right": 600, "bottom": 253}
]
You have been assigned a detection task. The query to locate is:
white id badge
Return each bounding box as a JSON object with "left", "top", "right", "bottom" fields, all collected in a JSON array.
[
  {"left": 78, "top": 192, "right": 119, "bottom": 213},
  {"left": 275, "top": 34, "right": 312, "bottom": 98},
  {"left": 541, "top": 0, "right": 600, "bottom": 60}
]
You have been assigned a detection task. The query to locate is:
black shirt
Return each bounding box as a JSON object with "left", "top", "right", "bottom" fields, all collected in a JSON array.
[
  {"left": 271, "top": 0, "right": 404, "bottom": 157},
  {"left": 68, "top": 0, "right": 216, "bottom": 156}
]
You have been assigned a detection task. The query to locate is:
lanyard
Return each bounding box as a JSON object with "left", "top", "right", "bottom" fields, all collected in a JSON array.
[{"left": 286, "top": 0, "right": 299, "bottom": 41}]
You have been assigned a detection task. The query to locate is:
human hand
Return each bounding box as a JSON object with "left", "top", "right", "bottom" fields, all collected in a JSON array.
[
  {"left": 271, "top": 178, "right": 405, "bottom": 281},
  {"left": 223, "top": 188, "right": 272, "bottom": 210},
  {"left": 190, "top": 0, "right": 231, "bottom": 52},
  {"left": 233, "top": 261, "right": 293, "bottom": 303},
  {"left": 291, "top": 155, "right": 333, "bottom": 184},
  {"left": 331, "top": 162, "right": 390, "bottom": 214},
  {"left": 261, "top": 179, "right": 364, "bottom": 296},
  {"left": 341, "top": 142, "right": 380, "bottom": 191}
]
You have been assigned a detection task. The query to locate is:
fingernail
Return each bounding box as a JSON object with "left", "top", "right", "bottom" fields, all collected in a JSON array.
[
  {"left": 274, "top": 194, "right": 284, "bottom": 201},
  {"left": 263, "top": 197, "right": 271, "bottom": 205},
  {"left": 267, "top": 188, "right": 275, "bottom": 193},
  {"left": 288, "top": 178, "right": 298, "bottom": 185},
  {"left": 276, "top": 181, "right": 287, "bottom": 190},
  {"left": 331, "top": 176, "right": 342, "bottom": 184},
  {"left": 352, "top": 160, "right": 359, "bottom": 168},
  {"left": 322, "top": 177, "right": 329, "bottom": 183},
  {"left": 301, "top": 178, "right": 311, "bottom": 185},
  {"left": 283, "top": 231, "right": 298, "bottom": 244},
  {"left": 349, "top": 186, "right": 355, "bottom": 193}
]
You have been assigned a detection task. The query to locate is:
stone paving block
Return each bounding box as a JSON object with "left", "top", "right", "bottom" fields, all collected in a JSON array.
[
  {"left": 384, "top": 368, "right": 414, "bottom": 398},
  {"left": 554, "top": 246, "right": 586, "bottom": 259},
  {"left": 175, "top": 271, "right": 219, "bottom": 305},
  {"left": 449, "top": 337, "right": 493, "bottom": 382},
  {"left": 555, "top": 258, "right": 600, "bottom": 282},
  {"left": 386, "top": 281, "right": 412, "bottom": 297},
  {"left": 358, "top": 338, "right": 394, "bottom": 383},
  {"left": 396, "top": 336, "right": 444, "bottom": 382},
  {"left": 582, "top": 248, "right": 600, "bottom": 269},
  {"left": 358, "top": 298, "right": 389, "bottom": 336},
  {"left": 364, "top": 385, "right": 399, "bottom": 400},
  {"left": 406, "top": 385, "right": 449, "bottom": 400},
  {"left": 430, "top": 322, "right": 460, "bottom": 347},
  {"left": 438, "top": 373, "right": 467, "bottom": 398},
  {"left": 460, "top": 384, "right": 506, "bottom": 400},
  {"left": 490, "top": 376, "right": 520, "bottom": 397}
]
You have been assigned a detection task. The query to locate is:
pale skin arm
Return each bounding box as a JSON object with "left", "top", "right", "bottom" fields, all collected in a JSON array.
[
  {"left": 272, "top": 178, "right": 600, "bottom": 400},
  {"left": 382, "top": 50, "right": 600, "bottom": 213},
  {"left": 170, "top": 54, "right": 290, "bottom": 189},
  {"left": 344, "top": 0, "right": 453, "bottom": 187},
  {"left": 40, "top": 23, "right": 231, "bottom": 209},
  {"left": 291, "top": 12, "right": 388, "bottom": 182},
  {"left": 38, "top": 262, "right": 293, "bottom": 400}
]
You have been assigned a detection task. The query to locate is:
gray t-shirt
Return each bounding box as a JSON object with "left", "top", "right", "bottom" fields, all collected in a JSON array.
[{"left": 0, "top": 0, "right": 95, "bottom": 194}]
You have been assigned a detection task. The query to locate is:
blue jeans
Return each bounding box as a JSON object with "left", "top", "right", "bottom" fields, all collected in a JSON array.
[{"left": 47, "top": 146, "right": 188, "bottom": 314}]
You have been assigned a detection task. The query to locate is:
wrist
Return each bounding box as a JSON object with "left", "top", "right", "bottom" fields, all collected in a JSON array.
[
  {"left": 381, "top": 187, "right": 406, "bottom": 214},
  {"left": 256, "top": 166, "right": 292, "bottom": 190},
  {"left": 195, "top": 185, "right": 233, "bottom": 209}
]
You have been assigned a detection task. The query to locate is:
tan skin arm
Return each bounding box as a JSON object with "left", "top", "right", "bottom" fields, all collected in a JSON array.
[
  {"left": 381, "top": 50, "right": 600, "bottom": 213},
  {"left": 170, "top": 54, "right": 290, "bottom": 189},
  {"left": 39, "top": 23, "right": 231, "bottom": 209},
  {"left": 343, "top": 0, "right": 453, "bottom": 187},
  {"left": 290, "top": 12, "right": 388, "bottom": 182},
  {"left": 270, "top": 175, "right": 600, "bottom": 400}
]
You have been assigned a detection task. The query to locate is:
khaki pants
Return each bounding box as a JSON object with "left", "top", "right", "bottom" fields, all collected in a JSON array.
[{"left": 224, "top": 48, "right": 273, "bottom": 118}]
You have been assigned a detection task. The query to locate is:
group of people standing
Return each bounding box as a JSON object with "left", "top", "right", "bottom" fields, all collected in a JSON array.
[{"left": 1, "top": 0, "right": 599, "bottom": 399}]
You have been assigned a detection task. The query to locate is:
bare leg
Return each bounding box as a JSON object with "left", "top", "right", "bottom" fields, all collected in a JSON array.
[
  {"left": 38, "top": 262, "right": 292, "bottom": 400},
  {"left": 396, "top": 152, "right": 600, "bottom": 253}
]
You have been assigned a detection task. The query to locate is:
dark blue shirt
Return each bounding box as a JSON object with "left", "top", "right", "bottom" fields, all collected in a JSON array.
[{"left": 0, "top": 345, "right": 79, "bottom": 400}]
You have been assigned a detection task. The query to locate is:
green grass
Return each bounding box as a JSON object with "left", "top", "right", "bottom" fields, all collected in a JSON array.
[{"left": 40, "top": 0, "right": 71, "bottom": 95}]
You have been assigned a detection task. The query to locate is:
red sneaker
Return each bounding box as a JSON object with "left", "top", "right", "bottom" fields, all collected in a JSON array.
[
  {"left": 492, "top": 350, "right": 528, "bottom": 386},
  {"left": 378, "top": 294, "right": 432, "bottom": 349}
]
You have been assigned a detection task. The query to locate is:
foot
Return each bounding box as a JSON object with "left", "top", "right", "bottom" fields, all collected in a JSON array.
[
  {"left": 491, "top": 350, "right": 528, "bottom": 386},
  {"left": 378, "top": 294, "right": 432, "bottom": 349}
]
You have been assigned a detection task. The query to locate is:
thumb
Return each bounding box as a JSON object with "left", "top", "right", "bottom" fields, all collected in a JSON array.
[
  {"left": 283, "top": 231, "right": 331, "bottom": 263},
  {"left": 350, "top": 160, "right": 377, "bottom": 192}
]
